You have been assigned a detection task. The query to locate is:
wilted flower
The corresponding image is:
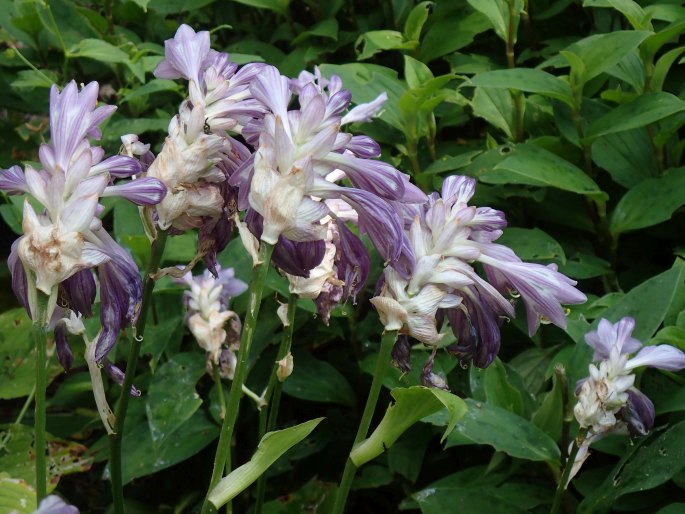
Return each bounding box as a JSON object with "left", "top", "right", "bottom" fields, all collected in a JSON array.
[
  {"left": 569, "top": 317, "right": 685, "bottom": 482},
  {"left": 372, "top": 175, "right": 586, "bottom": 370},
  {"left": 146, "top": 24, "right": 266, "bottom": 273},
  {"left": 1, "top": 81, "right": 166, "bottom": 364},
  {"left": 175, "top": 265, "right": 247, "bottom": 366}
]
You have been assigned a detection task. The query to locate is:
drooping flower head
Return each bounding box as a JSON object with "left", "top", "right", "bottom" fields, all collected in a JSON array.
[
  {"left": 230, "top": 66, "right": 426, "bottom": 305},
  {"left": 569, "top": 317, "right": 685, "bottom": 482},
  {"left": 1, "top": 81, "right": 166, "bottom": 363},
  {"left": 372, "top": 175, "right": 587, "bottom": 375}
]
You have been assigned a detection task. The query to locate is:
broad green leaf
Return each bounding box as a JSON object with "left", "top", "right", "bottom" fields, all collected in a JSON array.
[
  {"left": 355, "top": 30, "right": 417, "bottom": 61},
  {"left": 209, "top": 418, "right": 324, "bottom": 508},
  {"left": 586, "top": 92, "right": 685, "bottom": 139},
  {"left": 559, "top": 253, "right": 612, "bottom": 280},
  {"left": 350, "top": 387, "right": 467, "bottom": 467},
  {"left": 657, "top": 505, "right": 685, "bottom": 514},
  {"left": 478, "top": 144, "right": 605, "bottom": 198},
  {"left": 230, "top": 0, "right": 289, "bottom": 15},
  {"left": 291, "top": 18, "right": 338, "bottom": 45},
  {"left": 261, "top": 478, "right": 337, "bottom": 514},
  {"left": 591, "top": 128, "right": 659, "bottom": 188},
  {"left": 496, "top": 227, "right": 565, "bottom": 262},
  {"left": 483, "top": 358, "right": 524, "bottom": 415},
  {"left": 466, "top": 0, "right": 510, "bottom": 41},
  {"left": 282, "top": 350, "right": 356, "bottom": 406},
  {"left": 116, "top": 410, "right": 219, "bottom": 484},
  {"left": 548, "top": 31, "right": 652, "bottom": 85},
  {"left": 0, "top": 309, "right": 61, "bottom": 399},
  {"left": 610, "top": 169, "right": 685, "bottom": 236},
  {"left": 10, "top": 69, "right": 58, "bottom": 89},
  {"left": 419, "top": 9, "right": 490, "bottom": 62},
  {"left": 423, "top": 151, "right": 480, "bottom": 175},
  {"left": 387, "top": 424, "right": 433, "bottom": 482},
  {"left": 145, "top": 353, "right": 206, "bottom": 448},
  {"left": 129, "top": 0, "right": 151, "bottom": 11},
  {"left": 404, "top": 1, "right": 433, "bottom": 42},
  {"left": 583, "top": 0, "right": 651, "bottom": 30},
  {"left": 471, "top": 86, "right": 516, "bottom": 139},
  {"left": 445, "top": 399, "right": 561, "bottom": 462},
  {"left": 0, "top": 425, "right": 93, "bottom": 492},
  {"left": 66, "top": 39, "right": 130, "bottom": 63},
  {"left": 651, "top": 46, "right": 685, "bottom": 92},
  {"left": 0, "top": 473, "right": 34, "bottom": 514},
  {"left": 642, "top": 19, "right": 685, "bottom": 58},
  {"left": 140, "top": 317, "right": 183, "bottom": 373},
  {"left": 120, "top": 79, "right": 180, "bottom": 104},
  {"left": 592, "top": 263, "right": 685, "bottom": 341},
  {"left": 353, "top": 464, "right": 393, "bottom": 489},
  {"left": 404, "top": 55, "right": 433, "bottom": 90},
  {"left": 579, "top": 421, "right": 685, "bottom": 513},
  {"left": 469, "top": 69, "right": 574, "bottom": 105}
]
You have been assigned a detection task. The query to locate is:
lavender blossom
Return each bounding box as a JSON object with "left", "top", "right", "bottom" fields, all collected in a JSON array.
[
  {"left": 34, "top": 495, "right": 79, "bottom": 514},
  {"left": 0, "top": 81, "right": 165, "bottom": 365},
  {"left": 371, "top": 175, "right": 586, "bottom": 370},
  {"left": 569, "top": 317, "right": 685, "bottom": 482}
]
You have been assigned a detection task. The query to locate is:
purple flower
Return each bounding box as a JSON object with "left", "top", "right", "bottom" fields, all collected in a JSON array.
[{"left": 34, "top": 495, "right": 79, "bottom": 514}]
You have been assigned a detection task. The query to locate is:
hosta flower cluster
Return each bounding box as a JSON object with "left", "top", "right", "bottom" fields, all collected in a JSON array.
[
  {"left": 372, "top": 175, "right": 587, "bottom": 377},
  {"left": 0, "top": 81, "right": 166, "bottom": 365},
  {"left": 570, "top": 317, "right": 685, "bottom": 480}
]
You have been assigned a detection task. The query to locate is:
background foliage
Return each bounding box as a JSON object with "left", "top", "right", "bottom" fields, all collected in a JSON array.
[{"left": 2, "top": 0, "right": 685, "bottom": 512}]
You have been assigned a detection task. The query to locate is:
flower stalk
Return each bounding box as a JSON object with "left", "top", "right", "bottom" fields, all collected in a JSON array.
[
  {"left": 254, "top": 293, "right": 298, "bottom": 514},
  {"left": 332, "top": 329, "right": 398, "bottom": 514},
  {"left": 550, "top": 429, "right": 586, "bottom": 514},
  {"left": 110, "top": 229, "right": 168, "bottom": 514},
  {"left": 33, "top": 291, "right": 50, "bottom": 503},
  {"left": 201, "top": 242, "right": 274, "bottom": 514}
]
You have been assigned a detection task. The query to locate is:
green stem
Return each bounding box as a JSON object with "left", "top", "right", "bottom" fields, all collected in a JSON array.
[
  {"left": 212, "top": 361, "right": 227, "bottom": 420},
  {"left": 506, "top": 0, "right": 523, "bottom": 142},
  {"left": 33, "top": 292, "right": 49, "bottom": 503},
  {"left": 201, "top": 242, "right": 275, "bottom": 514},
  {"left": 7, "top": 44, "right": 54, "bottom": 85},
  {"left": 110, "top": 229, "right": 168, "bottom": 514},
  {"left": 550, "top": 430, "right": 586, "bottom": 514},
  {"left": 332, "top": 329, "right": 398, "bottom": 514},
  {"left": 254, "top": 294, "right": 298, "bottom": 514},
  {"left": 44, "top": 2, "right": 69, "bottom": 78}
]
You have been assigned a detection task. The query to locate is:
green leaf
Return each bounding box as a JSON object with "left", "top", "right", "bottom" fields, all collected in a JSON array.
[
  {"left": 355, "top": 30, "right": 417, "bottom": 61},
  {"left": 350, "top": 387, "right": 467, "bottom": 467},
  {"left": 583, "top": 0, "right": 651, "bottom": 30},
  {"left": 419, "top": 8, "right": 490, "bottom": 62},
  {"left": 291, "top": 18, "right": 338, "bottom": 45},
  {"left": 404, "top": 55, "right": 434, "bottom": 90},
  {"left": 478, "top": 144, "right": 605, "bottom": 198},
  {"left": 387, "top": 424, "right": 433, "bottom": 482},
  {"left": 230, "top": 0, "right": 289, "bottom": 15},
  {"left": 10, "top": 69, "right": 58, "bottom": 89},
  {"left": 496, "top": 227, "right": 565, "bottom": 262},
  {"left": 117, "top": 410, "right": 219, "bottom": 484},
  {"left": 531, "top": 373, "right": 563, "bottom": 441},
  {"left": 579, "top": 421, "right": 685, "bottom": 513},
  {"left": 209, "top": 418, "right": 324, "bottom": 508},
  {"left": 483, "top": 358, "right": 524, "bottom": 415},
  {"left": 610, "top": 168, "right": 685, "bottom": 236},
  {"left": 550, "top": 31, "right": 652, "bottom": 85},
  {"left": 404, "top": 1, "right": 433, "bottom": 42},
  {"left": 145, "top": 353, "right": 206, "bottom": 448},
  {"left": 0, "top": 425, "right": 93, "bottom": 492},
  {"left": 593, "top": 263, "right": 685, "bottom": 341},
  {"left": 591, "top": 128, "right": 659, "bottom": 188},
  {"left": 651, "top": 46, "right": 685, "bottom": 92},
  {"left": 445, "top": 399, "right": 561, "bottom": 462},
  {"left": 120, "top": 79, "right": 181, "bottom": 104},
  {"left": 66, "top": 38, "right": 130, "bottom": 63},
  {"left": 140, "top": 317, "right": 183, "bottom": 373},
  {"left": 0, "top": 473, "right": 34, "bottom": 514},
  {"left": 0, "top": 309, "right": 61, "bottom": 399},
  {"left": 282, "top": 350, "right": 356, "bottom": 406},
  {"left": 585, "top": 92, "right": 685, "bottom": 139},
  {"left": 469, "top": 69, "right": 574, "bottom": 105},
  {"left": 471, "top": 86, "right": 516, "bottom": 139},
  {"left": 466, "top": 0, "right": 509, "bottom": 41}
]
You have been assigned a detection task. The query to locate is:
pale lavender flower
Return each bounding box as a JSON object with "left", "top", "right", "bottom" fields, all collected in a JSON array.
[
  {"left": 229, "top": 66, "right": 425, "bottom": 295},
  {"left": 0, "top": 81, "right": 165, "bottom": 366},
  {"left": 34, "top": 495, "right": 79, "bottom": 514},
  {"left": 372, "top": 175, "right": 586, "bottom": 369},
  {"left": 569, "top": 317, "right": 685, "bottom": 482}
]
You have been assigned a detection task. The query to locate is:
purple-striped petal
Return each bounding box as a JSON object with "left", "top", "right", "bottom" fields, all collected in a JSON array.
[
  {"left": 341, "top": 92, "right": 387, "bottom": 125},
  {"left": 103, "top": 360, "right": 141, "bottom": 397},
  {"left": 154, "top": 24, "right": 211, "bottom": 83},
  {"left": 346, "top": 136, "right": 381, "bottom": 158},
  {"left": 391, "top": 335, "right": 412, "bottom": 373},
  {"left": 199, "top": 214, "right": 232, "bottom": 277},
  {"left": 90, "top": 155, "right": 142, "bottom": 178},
  {"left": 8, "top": 239, "right": 30, "bottom": 316},
  {"left": 102, "top": 177, "right": 167, "bottom": 205},
  {"left": 35, "top": 495, "right": 79, "bottom": 514},
  {"left": 0, "top": 165, "right": 28, "bottom": 194},
  {"left": 335, "top": 221, "right": 370, "bottom": 300},
  {"left": 328, "top": 154, "right": 405, "bottom": 200},
  {"left": 272, "top": 237, "right": 326, "bottom": 278},
  {"left": 626, "top": 344, "right": 685, "bottom": 372},
  {"left": 622, "top": 388, "right": 655, "bottom": 436}
]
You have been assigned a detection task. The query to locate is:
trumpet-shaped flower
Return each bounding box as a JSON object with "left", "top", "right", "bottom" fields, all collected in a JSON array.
[
  {"left": 1, "top": 81, "right": 166, "bottom": 363},
  {"left": 372, "top": 175, "right": 586, "bottom": 369}
]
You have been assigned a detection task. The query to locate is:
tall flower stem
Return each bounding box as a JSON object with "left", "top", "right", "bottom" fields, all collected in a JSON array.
[
  {"left": 550, "top": 429, "right": 586, "bottom": 514},
  {"left": 33, "top": 291, "right": 50, "bottom": 503},
  {"left": 332, "top": 329, "right": 398, "bottom": 514},
  {"left": 110, "top": 229, "right": 168, "bottom": 514},
  {"left": 254, "top": 293, "right": 298, "bottom": 514},
  {"left": 201, "top": 242, "right": 275, "bottom": 514}
]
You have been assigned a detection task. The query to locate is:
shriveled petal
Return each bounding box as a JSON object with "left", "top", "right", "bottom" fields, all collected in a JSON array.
[{"left": 623, "top": 388, "right": 655, "bottom": 436}]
